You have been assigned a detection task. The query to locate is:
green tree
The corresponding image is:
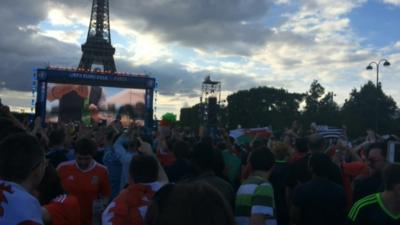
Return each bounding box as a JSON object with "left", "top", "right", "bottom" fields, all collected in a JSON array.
[
  {"left": 341, "top": 81, "right": 398, "bottom": 137},
  {"left": 302, "top": 80, "right": 340, "bottom": 127},
  {"left": 318, "top": 92, "right": 341, "bottom": 125},
  {"left": 227, "top": 86, "right": 303, "bottom": 129}
]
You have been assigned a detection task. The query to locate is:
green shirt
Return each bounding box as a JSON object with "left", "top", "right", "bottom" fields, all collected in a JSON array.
[
  {"left": 222, "top": 150, "right": 241, "bottom": 185},
  {"left": 348, "top": 193, "right": 400, "bottom": 225},
  {"left": 235, "top": 175, "right": 276, "bottom": 225}
]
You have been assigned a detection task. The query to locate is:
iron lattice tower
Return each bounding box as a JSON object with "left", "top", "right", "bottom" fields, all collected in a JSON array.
[
  {"left": 78, "top": 0, "right": 117, "bottom": 72},
  {"left": 200, "top": 75, "right": 221, "bottom": 125}
]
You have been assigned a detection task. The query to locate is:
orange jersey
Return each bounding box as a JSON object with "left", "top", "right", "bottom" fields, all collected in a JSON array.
[
  {"left": 102, "top": 182, "right": 164, "bottom": 225},
  {"left": 57, "top": 160, "right": 111, "bottom": 225},
  {"left": 44, "top": 194, "right": 81, "bottom": 225}
]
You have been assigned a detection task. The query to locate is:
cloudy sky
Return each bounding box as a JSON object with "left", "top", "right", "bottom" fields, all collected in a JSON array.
[{"left": 0, "top": 0, "right": 399, "bottom": 117}]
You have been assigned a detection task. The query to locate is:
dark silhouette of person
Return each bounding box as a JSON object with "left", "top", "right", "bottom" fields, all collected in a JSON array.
[{"left": 47, "top": 84, "right": 103, "bottom": 123}]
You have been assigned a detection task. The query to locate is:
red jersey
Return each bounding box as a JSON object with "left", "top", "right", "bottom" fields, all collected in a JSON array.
[
  {"left": 156, "top": 150, "right": 176, "bottom": 167},
  {"left": 57, "top": 160, "right": 111, "bottom": 225},
  {"left": 341, "top": 161, "right": 369, "bottom": 210},
  {"left": 102, "top": 182, "right": 164, "bottom": 225},
  {"left": 290, "top": 152, "right": 307, "bottom": 162},
  {"left": 44, "top": 194, "right": 81, "bottom": 225}
]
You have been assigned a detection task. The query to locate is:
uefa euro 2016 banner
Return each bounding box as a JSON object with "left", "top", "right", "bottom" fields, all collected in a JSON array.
[{"left": 36, "top": 68, "right": 155, "bottom": 89}]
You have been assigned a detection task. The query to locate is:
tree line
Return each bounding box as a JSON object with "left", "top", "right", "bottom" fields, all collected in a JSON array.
[{"left": 179, "top": 80, "right": 400, "bottom": 138}]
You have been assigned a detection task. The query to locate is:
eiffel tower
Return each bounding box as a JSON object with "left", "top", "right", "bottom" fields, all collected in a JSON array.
[{"left": 78, "top": 0, "right": 117, "bottom": 72}]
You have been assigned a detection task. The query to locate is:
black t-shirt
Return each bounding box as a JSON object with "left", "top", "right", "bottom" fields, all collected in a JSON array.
[
  {"left": 46, "top": 148, "right": 69, "bottom": 168},
  {"left": 270, "top": 161, "right": 290, "bottom": 225},
  {"left": 286, "top": 154, "right": 343, "bottom": 189},
  {"left": 58, "top": 86, "right": 102, "bottom": 122},
  {"left": 165, "top": 159, "right": 195, "bottom": 183},
  {"left": 347, "top": 193, "right": 400, "bottom": 225},
  {"left": 59, "top": 91, "right": 84, "bottom": 122},
  {"left": 353, "top": 173, "right": 384, "bottom": 203},
  {"left": 292, "top": 178, "right": 347, "bottom": 225},
  {"left": 196, "top": 173, "right": 235, "bottom": 209}
]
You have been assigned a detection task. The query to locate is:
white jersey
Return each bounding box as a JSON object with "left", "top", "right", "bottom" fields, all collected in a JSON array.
[{"left": 0, "top": 180, "right": 43, "bottom": 225}]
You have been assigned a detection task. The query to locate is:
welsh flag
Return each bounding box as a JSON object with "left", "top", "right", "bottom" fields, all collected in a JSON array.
[{"left": 229, "top": 127, "right": 272, "bottom": 145}]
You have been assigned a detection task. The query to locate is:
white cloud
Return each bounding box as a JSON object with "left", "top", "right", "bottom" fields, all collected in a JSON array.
[
  {"left": 111, "top": 19, "right": 172, "bottom": 65},
  {"left": 383, "top": 0, "right": 400, "bottom": 6},
  {"left": 275, "top": 0, "right": 291, "bottom": 4},
  {"left": 47, "top": 9, "right": 74, "bottom": 26},
  {"left": 0, "top": 89, "right": 34, "bottom": 107},
  {"left": 297, "top": 0, "right": 367, "bottom": 18},
  {"left": 236, "top": 0, "right": 391, "bottom": 106},
  {"left": 155, "top": 94, "right": 199, "bottom": 118},
  {"left": 46, "top": 6, "right": 88, "bottom": 27},
  {"left": 1, "top": 0, "right": 400, "bottom": 117},
  {"left": 39, "top": 29, "right": 83, "bottom": 45}
]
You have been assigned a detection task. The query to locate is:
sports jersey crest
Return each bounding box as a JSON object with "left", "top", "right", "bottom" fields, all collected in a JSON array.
[{"left": 91, "top": 176, "right": 99, "bottom": 185}]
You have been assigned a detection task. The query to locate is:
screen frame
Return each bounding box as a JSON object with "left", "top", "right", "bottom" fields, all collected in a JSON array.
[{"left": 34, "top": 68, "right": 156, "bottom": 131}]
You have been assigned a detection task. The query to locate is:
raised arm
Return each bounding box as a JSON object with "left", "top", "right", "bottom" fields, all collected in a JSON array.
[
  {"left": 138, "top": 138, "right": 169, "bottom": 183},
  {"left": 113, "top": 132, "right": 130, "bottom": 163}
]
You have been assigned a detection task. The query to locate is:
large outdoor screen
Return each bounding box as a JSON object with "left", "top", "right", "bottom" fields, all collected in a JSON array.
[
  {"left": 46, "top": 83, "right": 145, "bottom": 125},
  {"left": 35, "top": 68, "right": 155, "bottom": 129}
]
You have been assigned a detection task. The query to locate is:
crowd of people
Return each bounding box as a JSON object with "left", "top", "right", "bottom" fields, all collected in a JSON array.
[{"left": 0, "top": 104, "right": 400, "bottom": 225}]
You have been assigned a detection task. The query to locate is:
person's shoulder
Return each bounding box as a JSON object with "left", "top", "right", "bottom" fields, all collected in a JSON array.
[
  {"left": 90, "top": 164, "right": 110, "bottom": 183},
  {"left": 329, "top": 182, "right": 346, "bottom": 196},
  {"left": 115, "top": 183, "right": 160, "bottom": 206},
  {"left": 202, "top": 176, "right": 234, "bottom": 192},
  {"left": 1, "top": 182, "right": 43, "bottom": 222},
  {"left": 46, "top": 194, "right": 78, "bottom": 213},
  {"left": 113, "top": 187, "right": 130, "bottom": 203},
  {"left": 348, "top": 193, "right": 379, "bottom": 222},
  {"left": 294, "top": 178, "right": 330, "bottom": 196},
  {"left": 353, "top": 175, "right": 370, "bottom": 187},
  {"left": 94, "top": 161, "right": 108, "bottom": 171},
  {"left": 245, "top": 175, "right": 266, "bottom": 183},
  {"left": 354, "top": 174, "right": 380, "bottom": 187},
  {"left": 57, "top": 160, "right": 75, "bottom": 171},
  {"left": 212, "top": 176, "right": 233, "bottom": 187},
  {"left": 55, "top": 194, "right": 79, "bottom": 207},
  {"left": 290, "top": 154, "right": 310, "bottom": 167},
  {"left": 254, "top": 181, "right": 273, "bottom": 194},
  {"left": 343, "top": 161, "right": 365, "bottom": 170},
  {"left": 292, "top": 180, "right": 309, "bottom": 193},
  {"left": 3, "top": 182, "right": 38, "bottom": 204},
  {"left": 291, "top": 181, "right": 313, "bottom": 205}
]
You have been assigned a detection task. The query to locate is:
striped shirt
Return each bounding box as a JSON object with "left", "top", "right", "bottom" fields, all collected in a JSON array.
[
  {"left": 348, "top": 193, "right": 400, "bottom": 225},
  {"left": 235, "top": 176, "right": 276, "bottom": 225}
]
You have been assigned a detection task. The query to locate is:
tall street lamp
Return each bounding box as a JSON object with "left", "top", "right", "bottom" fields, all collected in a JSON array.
[{"left": 366, "top": 59, "right": 391, "bottom": 133}]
